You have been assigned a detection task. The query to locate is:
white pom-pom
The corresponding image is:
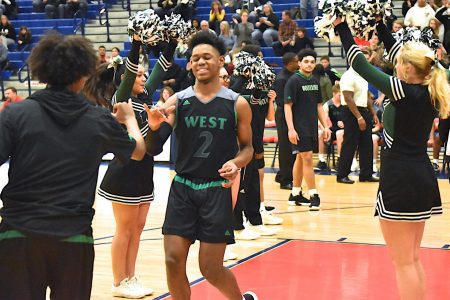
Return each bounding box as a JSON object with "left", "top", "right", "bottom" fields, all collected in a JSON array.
[
  {"left": 128, "top": 9, "right": 165, "bottom": 45},
  {"left": 233, "top": 52, "right": 276, "bottom": 90}
]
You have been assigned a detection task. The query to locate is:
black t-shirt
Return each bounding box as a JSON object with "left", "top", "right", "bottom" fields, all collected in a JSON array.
[
  {"left": 325, "top": 99, "right": 344, "bottom": 132},
  {"left": 273, "top": 67, "right": 294, "bottom": 107},
  {"left": 284, "top": 71, "right": 322, "bottom": 137},
  {"left": 0, "top": 92, "right": 135, "bottom": 237},
  {"left": 258, "top": 12, "right": 279, "bottom": 32},
  {"left": 174, "top": 86, "right": 239, "bottom": 179}
]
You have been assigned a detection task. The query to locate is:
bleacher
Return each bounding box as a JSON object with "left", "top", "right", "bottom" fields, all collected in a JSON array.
[{"left": 3, "top": 0, "right": 105, "bottom": 80}]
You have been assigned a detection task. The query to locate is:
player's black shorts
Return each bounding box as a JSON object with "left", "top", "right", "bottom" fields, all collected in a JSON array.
[
  {"left": 162, "top": 175, "right": 235, "bottom": 244},
  {"left": 292, "top": 136, "right": 318, "bottom": 154}
]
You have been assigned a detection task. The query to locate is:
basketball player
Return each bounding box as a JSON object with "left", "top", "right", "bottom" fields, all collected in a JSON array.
[{"left": 145, "top": 31, "right": 258, "bottom": 300}]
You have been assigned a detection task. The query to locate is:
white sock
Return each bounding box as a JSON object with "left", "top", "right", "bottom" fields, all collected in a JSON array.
[
  {"left": 260, "top": 202, "right": 265, "bottom": 212},
  {"left": 373, "top": 159, "right": 377, "bottom": 164},
  {"left": 352, "top": 158, "right": 358, "bottom": 164},
  {"left": 318, "top": 154, "right": 326, "bottom": 162},
  {"left": 309, "top": 189, "right": 318, "bottom": 197},
  {"left": 291, "top": 187, "right": 301, "bottom": 196},
  {"left": 433, "top": 159, "right": 439, "bottom": 164}
]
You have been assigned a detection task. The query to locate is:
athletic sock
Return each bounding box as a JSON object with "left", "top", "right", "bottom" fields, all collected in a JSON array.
[
  {"left": 291, "top": 187, "right": 301, "bottom": 196},
  {"left": 309, "top": 189, "right": 318, "bottom": 197}
]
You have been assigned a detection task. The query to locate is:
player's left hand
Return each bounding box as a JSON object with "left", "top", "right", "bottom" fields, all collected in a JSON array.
[
  {"left": 218, "top": 161, "right": 239, "bottom": 188},
  {"left": 268, "top": 90, "right": 276, "bottom": 102}
]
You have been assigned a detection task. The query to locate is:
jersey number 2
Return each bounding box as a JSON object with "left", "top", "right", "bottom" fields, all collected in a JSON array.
[{"left": 193, "top": 131, "right": 213, "bottom": 158}]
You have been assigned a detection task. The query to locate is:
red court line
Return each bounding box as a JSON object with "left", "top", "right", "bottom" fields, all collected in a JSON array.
[{"left": 166, "top": 240, "right": 450, "bottom": 299}]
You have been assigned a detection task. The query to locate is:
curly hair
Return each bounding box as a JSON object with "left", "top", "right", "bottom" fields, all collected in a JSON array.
[
  {"left": 28, "top": 32, "right": 97, "bottom": 87},
  {"left": 189, "top": 31, "right": 226, "bottom": 56}
]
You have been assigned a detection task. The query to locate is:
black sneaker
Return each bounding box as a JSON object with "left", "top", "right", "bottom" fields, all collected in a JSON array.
[
  {"left": 265, "top": 205, "right": 275, "bottom": 211},
  {"left": 243, "top": 291, "right": 258, "bottom": 300},
  {"left": 314, "top": 161, "right": 327, "bottom": 171},
  {"left": 309, "top": 194, "right": 320, "bottom": 211},
  {"left": 432, "top": 162, "right": 440, "bottom": 173},
  {"left": 288, "top": 192, "right": 310, "bottom": 206}
]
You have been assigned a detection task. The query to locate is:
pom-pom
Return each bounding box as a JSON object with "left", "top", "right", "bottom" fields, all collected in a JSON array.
[
  {"left": 163, "top": 13, "right": 197, "bottom": 43},
  {"left": 128, "top": 9, "right": 165, "bottom": 46},
  {"left": 233, "top": 52, "right": 276, "bottom": 90},
  {"left": 393, "top": 27, "right": 442, "bottom": 51},
  {"left": 314, "top": 16, "right": 340, "bottom": 43}
]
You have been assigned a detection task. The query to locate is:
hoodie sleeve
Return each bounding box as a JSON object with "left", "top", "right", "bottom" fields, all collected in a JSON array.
[{"left": 0, "top": 105, "right": 13, "bottom": 165}]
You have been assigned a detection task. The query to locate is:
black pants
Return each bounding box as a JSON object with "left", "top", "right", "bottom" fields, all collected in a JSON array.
[
  {"left": 275, "top": 106, "right": 295, "bottom": 185},
  {"left": 233, "top": 158, "right": 262, "bottom": 230},
  {"left": 337, "top": 107, "right": 373, "bottom": 180},
  {"left": 0, "top": 234, "right": 94, "bottom": 300}
]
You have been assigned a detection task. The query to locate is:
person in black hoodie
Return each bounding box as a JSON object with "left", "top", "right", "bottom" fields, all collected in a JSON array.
[{"left": 0, "top": 32, "right": 145, "bottom": 300}]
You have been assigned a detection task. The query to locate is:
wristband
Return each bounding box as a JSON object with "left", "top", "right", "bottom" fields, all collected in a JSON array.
[{"left": 357, "top": 116, "right": 363, "bottom": 121}]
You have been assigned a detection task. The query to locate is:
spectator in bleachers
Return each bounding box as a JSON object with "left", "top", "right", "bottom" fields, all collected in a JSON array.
[
  {"left": 402, "top": 0, "right": 417, "bottom": 17},
  {"left": 274, "top": 52, "right": 298, "bottom": 189},
  {"left": 291, "top": 27, "right": 314, "bottom": 53},
  {"left": 209, "top": 1, "right": 225, "bottom": 35},
  {"left": 320, "top": 55, "right": 341, "bottom": 84},
  {"left": 173, "top": 0, "right": 196, "bottom": 22},
  {"left": 313, "top": 64, "right": 332, "bottom": 103},
  {"left": 59, "top": 0, "right": 88, "bottom": 18},
  {"left": 33, "top": 0, "right": 59, "bottom": 18},
  {"left": 97, "top": 45, "right": 109, "bottom": 63},
  {"left": 435, "top": 0, "right": 450, "bottom": 53},
  {"left": 219, "top": 21, "right": 235, "bottom": 50},
  {"left": 366, "top": 34, "right": 384, "bottom": 66},
  {"left": 0, "top": 86, "right": 22, "bottom": 112},
  {"left": 252, "top": 3, "right": 279, "bottom": 47},
  {"left": 0, "top": 15, "right": 15, "bottom": 49},
  {"left": 404, "top": 0, "right": 435, "bottom": 29},
  {"left": 272, "top": 10, "right": 298, "bottom": 56},
  {"left": 155, "top": 0, "right": 177, "bottom": 18},
  {"left": 232, "top": 0, "right": 261, "bottom": 24},
  {"left": 428, "top": 18, "right": 444, "bottom": 41},
  {"left": 17, "top": 26, "right": 32, "bottom": 51},
  {"left": 316, "top": 84, "right": 344, "bottom": 171},
  {"left": 191, "top": 18, "right": 200, "bottom": 31},
  {"left": 0, "top": 36, "right": 8, "bottom": 69},
  {"left": 162, "top": 59, "right": 182, "bottom": 91},
  {"left": 109, "top": 46, "right": 122, "bottom": 62},
  {"left": 200, "top": 20, "right": 217, "bottom": 35},
  {"left": 233, "top": 10, "right": 254, "bottom": 48},
  {"left": 157, "top": 86, "right": 174, "bottom": 106},
  {"left": 2, "top": 0, "right": 17, "bottom": 19},
  {"left": 391, "top": 19, "right": 404, "bottom": 33},
  {"left": 300, "top": 0, "right": 318, "bottom": 19}
]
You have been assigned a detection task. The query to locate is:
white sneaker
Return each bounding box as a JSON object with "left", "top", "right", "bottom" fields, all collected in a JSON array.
[
  {"left": 247, "top": 223, "right": 277, "bottom": 236},
  {"left": 373, "top": 163, "right": 378, "bottom": 173},
  {"left": 129, "top": 276, "right": 153, "bottom": 296},
  {"left": 223, "top": 248, "right": 238, "bottom": 262},
  {"left": 350, "top": 159, "right": 360, "bottom": 172},
  {"left": 234, "top": 228, "right": 260, "bottom": 240},
  {"left": 112, "top": 278, "right": 146, "bottom": 299},
  {"left": 261, "top": 210, "right": 283, "bottom": 225}
]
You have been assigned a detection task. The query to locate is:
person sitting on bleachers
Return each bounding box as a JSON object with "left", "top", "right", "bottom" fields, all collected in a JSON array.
[
  {"left": 0, "top": 15, "right": 15, "bottom": 49},
  {"left": 316, "top": 84, "right": 344, "bottom": 171},
  {"left": 219, "top": 21, "right": 236, "bottom": 50},
  {"left": 109, "top": 46, "right": 122, "bottom": 62},
  {"left": 200, "top": 20, "right": 217, "bottom": 36},
  {"left": 156, "top": 86, "right": 174, "bottom": 106},
  {"left": 300, "top": 0, "right": 318, "bottom": 19},
  {"left": 391, "top": 19, "right": 404, "bottom": 33},
  {"left": 320, "top": 55, "right": 341, "bottom": 84},
  {"left": 404, "top": 0, "right": 435, "bottom": 29},
  {"left": 172, "top": 0, "right": 195, "bottom": 22},
  {"left": 97, "top": 45, "right": 109, "bottom": 64},
  {"left": 291, "top": 26, "right": 314, "bottom": 53},
  {"left": 233, "top": 10, "right": 254, "bottom": 48},
  {"left": 17, "top": 26, "right": 32, "bottom": 51},
  {"left": 33, "top": 0, "right": 61, "bottom": 18},
  {"left": 252, "top": 3, "right": 279, "bottom": 47},
  {"left": 59, "top": 0, "right": 88, "bottom": 19},
  {"left": 232, "top": 0, "right": 261, "bottom": 24},
  {"left": 155, "top": 0, "right": 177, "bottom": 18},
  {"left": 1, "top": 0, "right": 17, "bottom": 19},
  {"left": 272, "top": 10, "right": 298, "bottom": 56},
  {"left": 0, "top": 86, "right": 22, "bottom": 112},
  {"left": 191, "top": 18, "right": 200, "bottom": 31},
  {"left": 209, "top": 1, "right": 225, "bottom": 35}
]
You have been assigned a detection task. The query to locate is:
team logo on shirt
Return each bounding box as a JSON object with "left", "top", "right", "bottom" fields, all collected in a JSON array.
[{"left": 301, "top": 85, "right": 319, "bottom": 92}]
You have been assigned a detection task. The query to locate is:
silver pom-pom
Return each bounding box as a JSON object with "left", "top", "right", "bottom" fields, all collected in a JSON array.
[
  {"left": 128, "top": 9, "right": 165, "bottom": 46},
  {"left": 233, "top": 51, "right": 276, "bottom": 90},
  {"left": 163, "top": 13, "right": 197, "bottom": 43},
  {"left": 393, "top": 27, "right": 442, "bottom": 51}
]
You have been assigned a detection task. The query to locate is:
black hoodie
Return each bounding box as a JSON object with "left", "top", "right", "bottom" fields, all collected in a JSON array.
[{"left": 0, "top": 88, "right": 136, "bottom": 237}]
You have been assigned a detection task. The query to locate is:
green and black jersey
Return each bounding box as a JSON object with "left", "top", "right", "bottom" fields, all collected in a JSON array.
[
  {"left": 174, "top": 86, "right": 239, "bottom": 179},
  {"left": 335, "top": 22, "right": 438, "bottom": 158},
  {"left": 284, "top": 71, "right": 322, "bottom": 137}
]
